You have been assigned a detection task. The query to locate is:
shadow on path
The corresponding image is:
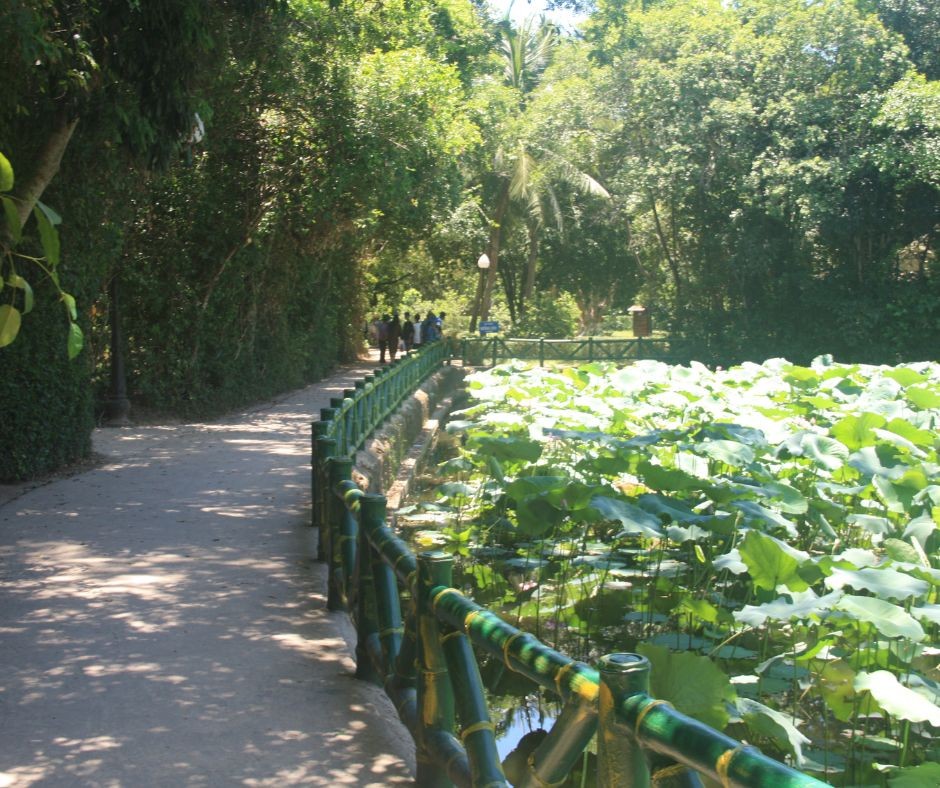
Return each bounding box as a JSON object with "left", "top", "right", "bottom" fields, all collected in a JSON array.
[{"left": 0, "top": 358, "right": 415, "bottom": 786}]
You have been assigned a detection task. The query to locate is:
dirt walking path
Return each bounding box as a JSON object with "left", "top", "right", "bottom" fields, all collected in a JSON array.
[{"left": 0, "top": 357, "right": 415, "bottom": 787}]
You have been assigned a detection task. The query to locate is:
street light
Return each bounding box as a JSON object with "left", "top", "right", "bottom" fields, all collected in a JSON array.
[{"left": 469, "top": 253, "right": 491, "bottom": 333}]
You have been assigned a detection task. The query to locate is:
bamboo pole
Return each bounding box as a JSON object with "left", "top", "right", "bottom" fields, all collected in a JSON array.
[{"left": 598, "top": 653, "right": 651, "bottom": 788}]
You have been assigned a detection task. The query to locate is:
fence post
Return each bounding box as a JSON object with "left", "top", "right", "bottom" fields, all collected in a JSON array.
[
  {"left": 539, "top": 338, "right": 545, "bottom": 367},
  {"left": 588, "top": 336, "right": 594, "bottom": 363},
  {"left": 598, "top": 653, "right": 651, "bottom": 788},
  {"left": 315, "top": 435, "right": 337, "bottom": 563},
  {"left": 416, "top": 551, "right": 457, "bottom": 787},
  {"left": 353, "top": 494, "right": 384, "bottom": 684},
  {"left": 311, "top": 419, "right": 332, "bottom": 522},
  {"left": 326, "top": 457, "right": 354, "bottom": 611}
]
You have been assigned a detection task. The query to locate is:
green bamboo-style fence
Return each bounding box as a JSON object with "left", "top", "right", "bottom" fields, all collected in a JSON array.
[
  {"left": 459, "top": 336, "right": 675, "bottom": 367},
  {"left": 309, "top": 354, "right": 829, "bottom": 787}
]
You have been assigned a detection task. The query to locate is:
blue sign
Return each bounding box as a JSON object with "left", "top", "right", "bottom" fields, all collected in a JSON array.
[{"left": 479, "top": 321, "right": 500, "bottom": 335}]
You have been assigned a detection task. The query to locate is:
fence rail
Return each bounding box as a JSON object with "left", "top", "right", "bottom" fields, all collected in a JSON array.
[
  {"left": 459, "top": 336, "right": 675, "bottom": 367},
  {"left": 309, "top": 355, "right": 828, "bottom": 787}
]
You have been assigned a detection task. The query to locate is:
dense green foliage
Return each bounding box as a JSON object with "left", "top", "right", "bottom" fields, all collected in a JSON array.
[
  {"left": 408, "top": 358, "right": 940, "bottom": 782},
  {"left": 1, "top": 0, "right": 937, "bottom": 479}
]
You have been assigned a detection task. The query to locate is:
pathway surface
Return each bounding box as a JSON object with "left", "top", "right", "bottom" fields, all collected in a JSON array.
[{"left": 0, "top": 357, "right": 415, "bottom": 787}]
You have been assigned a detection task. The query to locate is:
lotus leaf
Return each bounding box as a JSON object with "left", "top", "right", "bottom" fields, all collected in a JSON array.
[
  {"left": 637, "top": 643, "right": 735, "bottom": 730},
  {"left": 835, "top": 595, "right": 925, "bottom": 641},
  {"left": 736, "top": 697, "right": 809, "bottom": 766},
  {"left": 824, "top": 566, "right": 928, "bottom": 600},
  {"left": 855, "top": 670, "right": 940, "bottom": 725}
]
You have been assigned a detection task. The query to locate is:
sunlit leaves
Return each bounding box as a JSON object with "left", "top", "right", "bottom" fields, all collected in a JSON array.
[
  {"left": 855, "top": 671, "right": 940, "bottom": 725},
  {"left": 0, "top": 152, "right": 13, "bottom": 192},
  {"left": 0, "top": 304, "right": 22, "bottom": 347}
]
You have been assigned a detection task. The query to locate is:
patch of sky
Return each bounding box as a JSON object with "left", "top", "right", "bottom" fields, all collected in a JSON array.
[{"left": 488, "top": 0, "right": 587, "bottom": 34}]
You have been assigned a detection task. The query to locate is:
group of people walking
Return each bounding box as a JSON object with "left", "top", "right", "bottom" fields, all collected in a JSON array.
[{"left": 369, "top": 311, "right": 446, "bottom": 364}]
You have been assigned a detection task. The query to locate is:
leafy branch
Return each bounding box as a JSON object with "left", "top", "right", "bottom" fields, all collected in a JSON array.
[{"left": 0, "top": 152, "right": 83, "bottom": 358}]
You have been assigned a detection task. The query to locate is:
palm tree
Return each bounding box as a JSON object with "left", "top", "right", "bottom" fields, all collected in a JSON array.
[{"left": 471, "top": 15, "right": 609, "bottom": 329}]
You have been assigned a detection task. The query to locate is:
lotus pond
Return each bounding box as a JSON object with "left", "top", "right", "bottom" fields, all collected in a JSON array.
[{"left": 396, "top": 356, "right": 940, "bottom": 786}]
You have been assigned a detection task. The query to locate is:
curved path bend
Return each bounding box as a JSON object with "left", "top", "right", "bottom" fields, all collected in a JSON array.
[{"left": 0, "top": 357, "right": 415, "bottom": 787}]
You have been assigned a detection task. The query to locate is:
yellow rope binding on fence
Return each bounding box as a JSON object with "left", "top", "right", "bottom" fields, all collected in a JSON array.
[
  {"left": 651, "top": 763, "right": 689, "bottom": 784},
  {"left": 502, "top": 632, "right": 526, "bottom": 672},
  {"left": 715, "top": 744, "right": 748, "bottom": 788},
  {"left": 432, "top": 586, "right": 462, "bottom": 610},
  {"left": 459, "top": 721, "right": 494, "bottom": 741},
  {"left": 634, "top": 699, "right": 673, "bottom": 739}
]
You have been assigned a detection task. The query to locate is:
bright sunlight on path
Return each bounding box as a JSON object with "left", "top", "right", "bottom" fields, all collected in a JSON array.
[{"left": 0, "top": 355, "right": 414, "bottom": 787}]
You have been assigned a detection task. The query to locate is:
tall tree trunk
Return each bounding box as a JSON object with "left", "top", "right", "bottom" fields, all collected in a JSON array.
[
  {"left": 480, "top": 181, "right": 511, "bottom": 323},
  {"left": 520, "top": 219, "right": 539, "bottom": 316},
  {"left": 15, "top": 115, "right": 79, "bottom": 227}
]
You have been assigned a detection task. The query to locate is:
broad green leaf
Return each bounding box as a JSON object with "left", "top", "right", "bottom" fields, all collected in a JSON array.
[
  {"left": 637, "top": 643, "right": 734, "bottom": 730},
  {"left": 823, "top": 566, "right": 928, "bottom": 601},
  {"left": 855, "top": 671, "right": 940, "bottom": 725},
  {"left": 67, "top": 322, "right": 83, "bottom": 359},
  {"left": 730, "top": 500, "right": 798, "bottom": 538},
  {"left": 835, "top": 594, "right": 925, "bottom": 641},
  {"left": 759, "top": 481, "right": 808, "bottom": 515},
  {"left": 734, "top": 590, "right": 842, "bottom": 627},
  {"left": 874, "top": 469, "right": 929, "bottom": 514},
  {"left": 883, "top": 367, "right": 927, "bottom": 386},
  {"left": 0, "top": 152, "right": 12, "bottom": 191},
  {"left": 883, "top": 538, "right": 921, "bottom": 563},
  {"left": 736, "top": 697, "right": 809, "bottom": 766},
  {"left": 588, "top": 495, "right": 663, "bottom": 537},
  {"left": 888, "top": 763, "right": 940, "bottom": 788},
  {"left": 2, "top": 196, "right": 21, "bottom": 242},
  {"left": 831, "top": 413, "right": 887, "bottom": 450},
  {"left": 884, "top": 418, "right": 936, "bottom": 449},
  {"left": 0, "top": 304, "right": 22, "bottom": 347},
  {"left": 6, "top": 274, "right": 33, "bottom": 314},
  {"left": 33, "top": 203, "right": 60, "bottom": 265},
  {"left": 906, "top": 385, "right": 940, "bottom": 410},
  {"left": 697, "top": 439, "right": 755, "bottom": 467},
  {"left": 911, "top": 604, "right": 940, "bottom": 626},
  {"left": 738, "top": 530, "right": 809, "bottom": 592},
  {"left": 437, "top": 482, "right": 473, "bottom": 500},
  {"left": 817, "top": 660, "right": 857, "bottom": 721},
  {"left": 470, "top": 435, "right": 542, "bottom": 463},
  {"left": 637, "top": 460, "right": 704, "bottom": 492},
  {"left": 799, "top": 433, "right": 849, "bottom": 471}
]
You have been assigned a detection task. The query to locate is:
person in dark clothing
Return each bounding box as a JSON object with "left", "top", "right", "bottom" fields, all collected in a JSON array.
[
  {"left": 422, "top": 311, "right": 439, "bottom": 343},
  {"left": 377, "top": 314, "right": 390, "bottom": 363},
  {"left": 401, "top": 312, "right": 415, "bottom": 351},
  {"left": 387, "top": 314, "right": 402, "bottom": 361}
]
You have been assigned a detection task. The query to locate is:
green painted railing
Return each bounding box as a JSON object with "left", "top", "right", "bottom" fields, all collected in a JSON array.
[
  {"left": 459, "top": 336, "right": 675, "bottom": 367},
  {"left": 310, "top": 415, "right": 830, "bottom": 786},
  {"left": 310, "top": 341, "right": 449, "bottom": 564}
]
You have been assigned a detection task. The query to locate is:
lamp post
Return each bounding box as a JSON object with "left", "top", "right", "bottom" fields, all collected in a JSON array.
[{"left": 468, "top": 252, "right": 490, "bottom": 333}]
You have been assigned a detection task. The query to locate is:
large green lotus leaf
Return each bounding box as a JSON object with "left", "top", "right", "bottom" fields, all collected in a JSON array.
[
  {"left": 730, "top": 500, "right": 798, "bottom": 538},
  {"left": 831, "top": 547, "right": 880, "bottom": 567},
  {"left": 637, "top": 460, "right": 705, "bottom": 493},
  {"left": 588, "top": 495, "right": 663, "bottom": 538},
  {"left": 911, "top": 604, "right": 940, "bottom": 626},
  {"left": 903, "top": 513, "right": 937, "bottom": 547},
  {"left": 848, "top": 446, "right": 906, "bottom": 480},
  {"left": 832, "top": 413, "right": 887, "bottom": 450},
  {"left": 637, "top": 643, "right": 734, "bottom": 730},
  {"left": 696, "top": 439, "right": 755, "bottom": 467},
  {"left": 883, "top": 367, "right": 928, "bottom": 387},
  {"left": 734, "top": 589, "right": 842, "bottom": 627},
  {"left": 906, "top": 385, "right": 940, "bottom": 410},
  {"left": 874, "top": 468, "right": 929, "bottom": 514},
  {"left": 855, "top": 670, "right": 940, "bottom": 725},
  {"left": 470, "top": 435, "right": 542, "bottom": 462},
  {"left": 846, "top": 513, "right": 893, "bottom": 536},
  {"left": 818, "top": 660, "right": 857, "bottom": 722},
  {"left": 713, "top": 549, "right": 748, "bottom": 575},
  {"left": 797, "top": 432, "right": 849, "bottom": 471},
  {"left": 758, "top": 480, "right": 809, "bottom": 515},
  {"left": 738, "top": 530, "right": 809, "bottom": 592},
  {"left": 693, "top": 422, "right": 768, "bottom": 447},
  {"left": 835, "top": 595, "right": 925, "bottom": 641},
  {"left": 823, "top": 566, "right": 929, "bottom": 601},
  {"left": 883, "top": 418, "right": 936, "bottom": 449},
  {"left": 736, "top": 697, "right": 809, "bottom": 766},
  {"left": 888, "top": 763, "right": 940, "bottom": 788},
  {"left": 636, "top": 493, "right": 709, "bottom": 524}
]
